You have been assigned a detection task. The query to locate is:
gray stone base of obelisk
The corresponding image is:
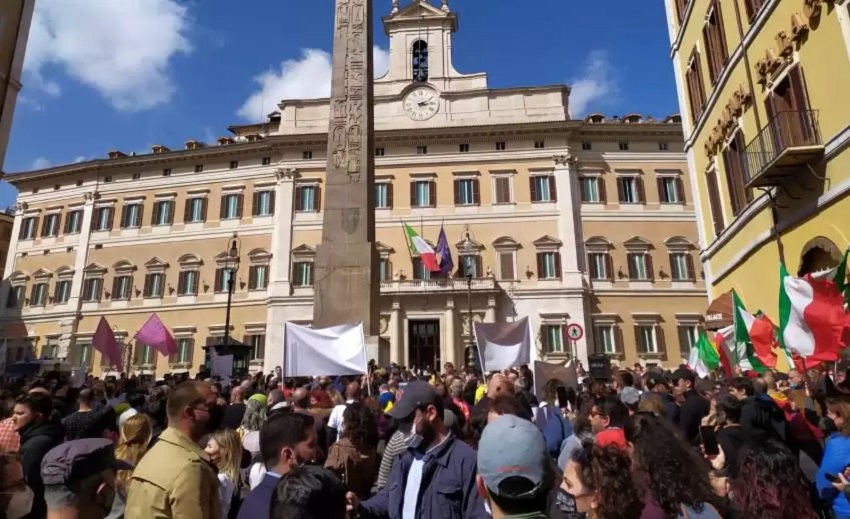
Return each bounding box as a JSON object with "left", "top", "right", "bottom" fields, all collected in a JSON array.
[{"left": 312, "top": 241, "right": 380, "bottom": 337}]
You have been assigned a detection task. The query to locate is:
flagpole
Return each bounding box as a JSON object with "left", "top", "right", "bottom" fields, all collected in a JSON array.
[{"left": 401, "top": 219, "right": 415, "bottom": 279}]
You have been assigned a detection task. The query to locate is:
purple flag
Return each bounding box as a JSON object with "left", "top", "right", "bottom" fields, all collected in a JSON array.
[
  {"left": 92, "top": 317, "right": 123, "bottom": 371},
  {"left": 436, "top": 226, "right": 454, "bottom": 277},
  {"left": 134, "top": 313, "right": 178, "bottom": 356}
]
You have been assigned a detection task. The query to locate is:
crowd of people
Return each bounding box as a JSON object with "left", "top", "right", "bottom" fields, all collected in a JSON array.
[{"left": 2, "top": 358, "right": 850, "bottom": 518}]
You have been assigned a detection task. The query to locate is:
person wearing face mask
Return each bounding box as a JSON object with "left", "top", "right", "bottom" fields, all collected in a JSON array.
[
  {"left": 237, "top": 412, "right": 317, "bottom": 519},
  {"left": 347, "top": 381, "right": 488, "bottom": 519},
  {"left": 124, "top": 381, "right": 224, "bottom": 519},
  {"left": 40, "top": 438, "right": 132, "bottom": 519}
]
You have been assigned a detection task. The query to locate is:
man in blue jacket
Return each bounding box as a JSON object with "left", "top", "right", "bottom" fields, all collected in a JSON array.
[
  {"left": 346, "top": 381, "right": 488, "bottom": 519},
  {"left": 237, "top": 412, "right": 317, "bottom": 519}
]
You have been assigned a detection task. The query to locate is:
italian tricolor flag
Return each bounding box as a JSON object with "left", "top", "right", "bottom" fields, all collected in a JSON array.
[
  {"left": 779, "top": 262, "right": 845, "bottom": 362},
  {"left": 732, "top": 291, "right": 769, "bottom": 373},
  {"left": 404, "top": 223, "right": 440, "bottom": 272},
  {"left": 710, "top": 325, "right": 736, "bottom": 378}
]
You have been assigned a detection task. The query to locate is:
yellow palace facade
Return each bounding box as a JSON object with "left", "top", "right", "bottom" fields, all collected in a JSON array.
[{"left": 664, "top": 0, "right": 850, "bottom": 325}]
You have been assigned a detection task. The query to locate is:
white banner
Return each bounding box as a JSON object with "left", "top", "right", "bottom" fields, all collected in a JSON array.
[
  {"left": 533, "top": 359, "right": 579, "bottom": 397},
  {"left": 474, "top": 317, "right": 532, "bottom": 372},
  {"left": 284, "top": 322, "right": 367, "bottom": 377}
]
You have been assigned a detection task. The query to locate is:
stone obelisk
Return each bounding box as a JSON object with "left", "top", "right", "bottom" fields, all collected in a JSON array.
[{"left": 312, "top": 0, "right": 379, "bottom": 338}]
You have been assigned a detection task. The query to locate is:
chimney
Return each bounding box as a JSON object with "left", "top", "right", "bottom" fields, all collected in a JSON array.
[
  {"left": 151, "top": 144, "right": 171, "bottom": 154},
  {"left": 217, "top": 137, "right": 235, "bottom": 146},
  {"left": 185, "top": 140, "right": 206, "bottom": 150},
  {"left": 245, "top": 134, "right": 264, "bottom": 143},
  {"left": 107, "top": 150, "right": 128, "bottom": 159}
]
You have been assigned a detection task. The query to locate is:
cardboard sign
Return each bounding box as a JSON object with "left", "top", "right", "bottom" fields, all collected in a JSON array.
[{"left": 587, "top": 354, "right": 611, "bottom": 381}]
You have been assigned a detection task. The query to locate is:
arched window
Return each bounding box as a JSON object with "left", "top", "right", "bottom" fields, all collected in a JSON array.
[{"left": 412, "top": 40, "right": 429, "bottom": 82}]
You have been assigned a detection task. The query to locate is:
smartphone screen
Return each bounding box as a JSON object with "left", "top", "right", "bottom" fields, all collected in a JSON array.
[
  {"left": 556, "top": 386, "right": 569, "bottom": 409},
  {"left": 700, "top": 426, "right": 720, "bottom": 456},
  {"left": 826, "top": 473, "right": 840, "bottom": 483}
]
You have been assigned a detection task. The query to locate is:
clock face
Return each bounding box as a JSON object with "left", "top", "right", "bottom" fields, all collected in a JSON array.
[{"left": 403, "top": 87, "right": 440, "bottom": 121}]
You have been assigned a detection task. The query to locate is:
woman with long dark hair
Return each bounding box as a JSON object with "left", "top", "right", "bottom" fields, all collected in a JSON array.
[
  {"left": 732, "top": 439, "right": 818, "bottom": 519},
  {"left": 561, "top": 441, "right": 645, "bottom": 519},
  {"left": 624, "top": 412, "right": 724, "bottom": 517},
  {"left": 324, "top": 402, "right": 378, "bottom": 500}
]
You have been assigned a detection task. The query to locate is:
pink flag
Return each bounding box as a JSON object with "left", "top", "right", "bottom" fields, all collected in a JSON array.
[
  {"left": 92, "top": 317, "right": 123, "bottom": 371},
  {"left": 134, "top": 313, "right": 177, "bottom": 356}
]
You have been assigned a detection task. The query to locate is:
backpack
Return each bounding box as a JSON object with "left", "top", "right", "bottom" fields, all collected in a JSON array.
[
  {"left": 541, "top": 406, "right": 569, "bottom": 457},
  {"left": 678, "top": 503, "right": 722, "bottom": 519}
]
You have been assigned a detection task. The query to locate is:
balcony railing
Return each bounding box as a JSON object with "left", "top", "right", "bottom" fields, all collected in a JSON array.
[
  {"left": 742, "top": 109, "right": 824, "bottom": 188},
  {"left": 379, "top": 278, "right": 497, "bottom": 293}
]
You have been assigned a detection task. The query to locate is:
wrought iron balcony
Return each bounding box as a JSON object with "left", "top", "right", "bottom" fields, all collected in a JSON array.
[
  {"left": 379, "top": 278, "right": 497, "bottom": 293},
  {"left": 742, "top": 109, "right": 824, "bottom": 188}
]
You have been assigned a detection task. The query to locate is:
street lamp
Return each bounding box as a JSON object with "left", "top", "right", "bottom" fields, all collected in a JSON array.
[
  {"left": 459, "top": 226, "right": 477, "bottom": 371},
  {"left": 223, "top": 234, "right": 240, "bottom": 348}
]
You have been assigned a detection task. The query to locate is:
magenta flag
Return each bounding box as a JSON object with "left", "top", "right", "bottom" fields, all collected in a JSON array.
[
  {"left": 134, "top": 313, "right": 178, "bottom": 356},
  {"left": 92, "top": 317, "right": 123, "bottom": 371}
]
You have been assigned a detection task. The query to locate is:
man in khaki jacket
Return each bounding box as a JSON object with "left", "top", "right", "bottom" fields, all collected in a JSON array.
[{"left": 125, "top": 381, "right": 224, "bottom": 519}]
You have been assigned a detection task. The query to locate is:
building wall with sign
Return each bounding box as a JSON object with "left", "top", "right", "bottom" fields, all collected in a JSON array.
[
  {"left": 664, "top": 0, "right": 850, "bottom": 318},
  {"left": 0, "top": 0, "right": 35, "bottom": 170}
]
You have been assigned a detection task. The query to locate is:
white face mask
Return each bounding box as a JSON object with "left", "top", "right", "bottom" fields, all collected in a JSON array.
[
  {"left": 6, "top": 486, "right": 34, "bottom": 519},
  {"left": 483, "top": 499, "right": 492, "bottom": 517}
]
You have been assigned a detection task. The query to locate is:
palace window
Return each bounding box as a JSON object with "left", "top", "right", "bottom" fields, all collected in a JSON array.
[
  {"left": 171, "top": 338, "right": 193, "bottom": 365},
  {"left": 55, "top": 280, "right": 72, "bottom": 304},
  {"left": 252, "top": 190, "right": 275, "bottom": 217},
  {"left": 496, "top": 142, "right": 506, "bottom": 151},
  {"left": 417, "top": 146, "right": 428, "bottom": 155},
  {"left": 454, "top": 178, "right": 480, "bottom": 206},
  {"left": 41, "top": 213, "right": 60, "bottom": 237},
  {"left": 588, "top": 253, "right": 613, "bottom": 281},
  {"left": 65, "top": 210, "right": 82, "bottom": 234},
  {"left": 658, "top": 175, "right": 685, "bottom": 204},
  {"left": 112, "top": 275, "right": 132, "bottom": 300},
  {"left": 248, "top": 265, "right": 269, "bottom": 290},
  {"left": 295, "top": 185, "right": 320, "bottom": 212},
  {"left": 143, "top": 273, "right": 165, "bottom": 298},
  {"left": 493, "top": 176, "right": 513, "bottom": 204},
  {"left": 375, "top": 147, "right": 385, "bottom": 157},
  {"left": 293, "top": 262, "right": 314, "bottom": 287},
  {"left": 536, "top": 252, "right": 561, "bottom": 280},
  {"left": 678, "top": 325, "right": 698, "bottom": 359},
  {"left": 194, "top": 164, "right": 204, "bottom": 173},
  {"left": 378, "top": 258, "right": 392, "bottom": 282},
  {"left": 185, "top": 197, "right": 207, "bottom": 223},
  {"left": 530, "top": 175, "right": 556, "bottom": 203},
  {"left": 636, "top": 324, "right": 660, "bottom": 355},
  {"left": 410, "top": 180, "right": 436, "bottom": 208},
  {"left": 229, "top": 161, "right": 239, "bottom": 170},
  {"left": 459, "top": 143, "right": 470, "bottom": 153},
  {"left": 19, "top": 216, "right": 38, "bottom": 240},
  {"left": 8, "top": 285, "right": 24, "bottom": 308},
  {"left": 723, "top": 130, "right": 752, "bottom": 215},
  {"left": 617, "top": 175, "right": 644, "bottom": 204},
  {"left": 302, "top": 151, "right": 313, "bottom": 160},
  {"left": 412, "top": 258, "right": 431, "bottom": 281},
  {"left": 596, "top": 325, "right": 617, "bottom": 355},
  {"left": 92, "top": 207, "right": 114, "bottom": 231},
  {"left": 627, "top": 253, "right": 652, "bottom": 281},
  {"left": 703, "top": 0, "right": 729, "bottom": 84},
  {"left": 581, "top": 141, "right": 592, "bottom": 150},
  {"left": 412, "top": 40, "right": 429, "bottom": 82},
  {"left": 670, "top": 252, "right": 695, "bottom": 281},
  {"left": 705, "top": 168, "right": 726, "bottom": 236},
  {"left": 82, "top": 278, "right": 102, "bottom": 302},
  {"left": 220, "top": 193, "right": 244, "bottom": 220},
  {"left": 152, "top": 200, "right": 174, "bottom": 226},
  {"left": 246, "top": 334, "right": 266, "bottom": 361},
  {"left": 120, "top": 203, "right": 143, "bottom": 229},
  {"left": 214, "top": 268, "right": 234, "bottom": 293},
  {"left": 29, "top": 283, "right": 48, "bottom": 307},
  {"left": 744, "top": 0, "right": 766, "bottom": 22},
  {"left": 542, "top": 325, "right": 565, "bottom": 354},
  {"left": 177, "top": 270, "right": 199, "bottom": 296},
  {"left": 685, "top": 50, "right": 707, "bottom": 122},
  {"left": 580, "top": 176, "right": 604, "bottom": 204},
  {"left": 498, "top": 251, "right": 516, "bottom": 280},
  {"left": 136, "top": 345, "right": 156, "bottom": 366},
  {"left": 375, "top": 183, "right": 393, "bottom": 209},
  {"left": 618, "top": 141, "right": 630, "bottom": 151}
]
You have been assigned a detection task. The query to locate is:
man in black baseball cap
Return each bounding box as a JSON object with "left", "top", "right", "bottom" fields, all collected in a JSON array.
[{"left": 40, "top": 438, "right": 132, "bottom": 519}]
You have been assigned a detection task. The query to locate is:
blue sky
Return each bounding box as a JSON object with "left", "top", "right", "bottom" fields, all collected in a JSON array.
[{"left": 2, "top": 0, "right": 679, "bottom": 207}]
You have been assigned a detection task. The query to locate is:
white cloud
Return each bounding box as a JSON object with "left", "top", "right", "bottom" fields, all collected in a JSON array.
[
  {"left": 73, "top": 156, "right": 86, "bottom": 163},
  {"left": 568, "top": 50, "right": 619, "bottom": 118},
  {"left": 24, "top": 0, "right": 192, "bottom": 112},
  {"left": 31, "top": 157, "right": 52, "bottom": 170},
  {"left": 237, "top": 46, "right": 390, "bottom": 121}
]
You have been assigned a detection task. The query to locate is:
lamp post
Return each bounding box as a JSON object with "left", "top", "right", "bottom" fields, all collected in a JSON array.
[
  {"left": 459, "top": 226, "right": 476, "bottom": 371},
  {"left": 223, "top": 234, "right": 240, "bottom": 348}
]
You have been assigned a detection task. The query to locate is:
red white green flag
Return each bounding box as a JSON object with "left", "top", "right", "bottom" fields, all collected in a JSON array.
[
  {"left": 779, "top": 263, "right": 844, "bottom": 362},
  {"left": 403, "top": 222, "right": 440, "bottom": 272},
  {"left": 732, "top": 290, "right": 768, "bottom": 373}
]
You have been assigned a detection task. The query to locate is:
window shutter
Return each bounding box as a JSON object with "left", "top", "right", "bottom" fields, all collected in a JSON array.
[
  {"left": 409, "top": 182, "right": 416, "bottom": 207},
  {"left": 150, "top": 203, "right": 158, "bottom": 226},
  {"left": 90, "top": 210, "right": 98, "bottom": 231},
  {"left": 579, "top": 179, "right": 587, "bottom": 202},
  {"left": 201, "top": 198, "right": 208, "bottom": 221},
  {"left": 668, "top": 253, "right": 676, "bottom": 279},
  {"left": 314, "top": 186, "right": 322, "bottom": 212},
  {"left": 627, "top": 254, "right": 636, "bottom": 279},
  {"left": 219, "top": 196, "right": 227, "bottom": 219},
  {"left": 500, "top": 252, "right": 514, "bottom": 280},
  {"left": 429, "top": 181, "right": 436, "bottom": 207},
  {"left": 178, "top": 271, "right": 186, "bottom": 294},
  {"left": 634, "top": 326, "right": 644, "bottom": 354},
  {"left": 269, "top": 190, "right": 276, "bottom": 215},
  {"left": 453, "top": 179, "right": 461, "bottom": 205},
  {"left": 214, "top": 269, "right": 223, "bottom": 292},
  {"left": 309, "top": 264, "right": 315, "bottom": 286},
  {"left": 252, "top": 192, "right": 260, "bottom": 216},
  {"left": 616, "top": 178, "right": 624, "bottom": 203},
  {"left": 656, "top": 177, "right": 665, "bottom": 203},
  {"left": 474, "top": 256, "right": 483, "bottom": 277},
  {"left": 111, "top": 277, "right": 120, "bottom": 299},
  {"left": 473, "top": 179, "right": 481, "bottom": 205},
  {"left": 705, "top": 170, "right": 725, "bottom": 235},
  {"left": 636, "top": 177, "right": 646, "bottom": 203},
  {"left": 554, "top": 252, "right": 562, "bottom": 278},
  {"left": 529, "top": 177, "right": 538, "bottom": 202},
  {"left": 645, "top": 253, "right": 655, "bottom": 281},
  {"left": 166, "top": 202, "right": 173, "bottom": 224},
  {"left": 143, "top": 274, "right": 152, "bottom": 297},
  {"left": 598, "top": 178, "right": 607, "bottom": 204},
  {"left": 685, "top": 253, "right": 696, "bottom": 281},
  {"left": 676, "top": 177, "right": 686, "bottom": 204},
  {"left": 536, "top": 253, "right": 544, "bottom": 279},
  {"left": 549, "top": 175, "right": 558, "bottom": 202},
  {"left": 386, "top": 183, "right": 393, "bottom": 208},
  {"left": 248, "top": 266, "right": 257, "bottom": 290},
  {"left": 714, "top": 1, "right": 728, "bottom": 64},
  {"left": 63, "top": 213, "right": 71, "bottom": 234},
  {"left": 656, "top": 326, "right": 667, "bottom": 356},
  {"left": 40, "top": 216, "right": 48, "bottom": 237},
  {"left": 236, "top": 194, "right": 244, "bottom": 218},
  {"left": 120, "top": 206, "right": 129, "bottom": 228},
  {"left": 605, "top": 254, "right": 614, "bottom": 281},
  {"left": 135, "top": 204, "right": 143, "bottom": 227},
  {"left": 183, "top": 199, "right": 191, "bottom": 223}
]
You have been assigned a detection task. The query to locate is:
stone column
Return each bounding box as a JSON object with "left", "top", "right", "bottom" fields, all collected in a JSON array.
[
  {"left": 484, "top": 295, "right": 496, "bottom": 323},
  {"left": 553, "top": 153, "right": 585, "bottom": 287},
  {"left": 67, "top": 192, "right": 96, "bottom": 310},
  {"left": 444, "top": 298, "right": 456, "bottom": 367},
  {"left": 264, "top": 167, "right": 297, "bottom": 374},
  {"left": 389, "top": 299, "right": 402, "bottom": 365},
  {"left": 0, "top": 202, "right": 26, "bottom": 312}
]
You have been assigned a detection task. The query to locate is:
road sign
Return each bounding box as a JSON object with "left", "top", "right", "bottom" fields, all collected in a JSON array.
[{"left": 566, "top": 323, "right": 584, "bottom": 341}]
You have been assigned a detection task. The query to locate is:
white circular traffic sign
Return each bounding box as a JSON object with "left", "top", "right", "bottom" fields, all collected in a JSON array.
[{"left": 566, "top": 323, "right": 584, "bottom": 341}]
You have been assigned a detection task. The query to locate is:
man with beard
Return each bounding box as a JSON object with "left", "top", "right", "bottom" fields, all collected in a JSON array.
[
  {"left": 125, "top": 381, "right": 224, "bottom": 519},
  {"left": 347, "top": 381, "right": 487, "bottom": 519}
]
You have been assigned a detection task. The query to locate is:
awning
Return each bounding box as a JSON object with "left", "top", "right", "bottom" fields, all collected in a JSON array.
[{"left": 705, "top": 291, "right": 734, "bottom": 329}]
